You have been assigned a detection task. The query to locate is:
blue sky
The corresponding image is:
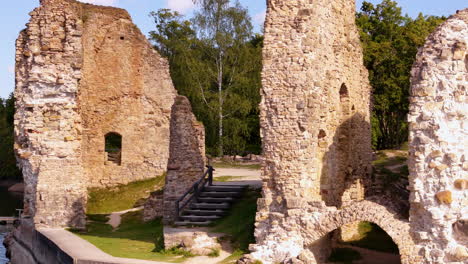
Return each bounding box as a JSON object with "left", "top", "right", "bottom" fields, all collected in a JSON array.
[{"left": 0, "top": 0, "right": 466, "bottom": 98}]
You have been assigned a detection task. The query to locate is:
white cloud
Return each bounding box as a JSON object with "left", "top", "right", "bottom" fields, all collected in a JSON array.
[
  {"left": 166, "top": 0, "right": 195, "bottom": 14},
  {"left": 77, "top": 0, "right": 118, "bottom": 6},
  {"left": 253, "top": 10, "right": 266, "bottom": 26}
]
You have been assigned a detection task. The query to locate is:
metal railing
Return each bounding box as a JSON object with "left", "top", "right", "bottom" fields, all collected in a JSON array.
[{"left": 175, "top": 165, "right": 215, "bottom": 218}]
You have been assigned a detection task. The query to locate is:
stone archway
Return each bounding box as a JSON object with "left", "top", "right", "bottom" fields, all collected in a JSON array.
[{"left": 302, "top": 199, "right": 419, "bottom": 264}]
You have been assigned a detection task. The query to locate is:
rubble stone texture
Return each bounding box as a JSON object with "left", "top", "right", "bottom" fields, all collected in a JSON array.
[
  {"left": 408, "top": 9, "right": 468, "bottom": 264},
  {"left": 247, "top": 0, "right": 378, "bottom": 263},
  {"left": 163, "top": 227, "right": 223, "bottom": 256},
  {"left": 162, "top": 96, "right": 206, "bottom": 223},
  {"left": 14, "top": 0, "right": 176, "bottom": 228}
]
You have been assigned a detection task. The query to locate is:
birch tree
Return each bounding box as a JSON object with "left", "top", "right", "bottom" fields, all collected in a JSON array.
[{"left": 190, "top": 0, "right": 253, "bottom": 156}]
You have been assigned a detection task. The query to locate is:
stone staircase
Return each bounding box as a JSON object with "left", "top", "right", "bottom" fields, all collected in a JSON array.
[{"left": 175, "top": 184, "right": 246, "bottom": 226}]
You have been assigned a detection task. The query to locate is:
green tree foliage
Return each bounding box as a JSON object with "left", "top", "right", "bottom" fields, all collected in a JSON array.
[
  {"left": 356, "top": 0, "right": 445, "bottom": 149},
  {"left": 0, "top": 93, "right": 22, "bottom": 180},
  {"left": 150, "top": 1, "right": 262, "bottom": 157}
]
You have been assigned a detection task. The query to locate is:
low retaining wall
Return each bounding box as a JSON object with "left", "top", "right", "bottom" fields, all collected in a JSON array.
[{"left": 6, "top": 221, "right": 165, "bottom": 264}]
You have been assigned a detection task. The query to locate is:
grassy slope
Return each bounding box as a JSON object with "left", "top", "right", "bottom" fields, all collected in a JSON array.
[
  {"left": 74, "top": 211, "right": 189, "bottom": 262},
  {"left": 213, "top": 189, "right": 261, "bottom": 263},
  {"left": 373, "top": 150, "right": 409, "bottom": 186},
  {"left": 79, "top": 179, "right": 261, "bottom": 263},
  {"left": 212, "top": 161, "right": 261, "bottom": 170},
  {"left": 87, "top": 175, "right": 165, "bottom": 214}
]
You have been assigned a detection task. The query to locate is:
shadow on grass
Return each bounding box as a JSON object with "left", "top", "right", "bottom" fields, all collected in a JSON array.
[
  {"left": 72, "top": 211, "right": 188, "bottom": 263},
  {"left": 87, "top": 175, "right": 165, "bottom": 215},
  {"left": 211, "top": 188, "right": 261, "bottom": 263},
  {"left": 328, "top": 247, "right": 362, "bottom": 264},
  {"left": 346, "top": 222, "right": 400, "bottom": 254}
]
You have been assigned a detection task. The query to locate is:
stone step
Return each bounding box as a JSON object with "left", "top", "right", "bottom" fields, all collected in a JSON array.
[
  {"left": 182, "top": 209, "right": 227, "bottom": 216},
  {"left": 179, "top": 215, "right": 221, "bottom": 221},
  {"left": 197, "top": 197, "right": 236, "bottom": 203},
  {"left": 190, "top": 202, "right": 230, "bottom": 209},
  {"left": 174, "top": 220, "right": 213, "bottom": 226},
  {"left": 199, "top": 191, "right": 241, "bottom": 197},
  {"left": 203, "top": 185, "right": 246, "bottom": 192}
]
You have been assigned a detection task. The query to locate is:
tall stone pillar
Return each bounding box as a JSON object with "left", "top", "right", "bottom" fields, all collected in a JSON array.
[
  {"left": 162, "top": 96, "right": 206, "bottom": 223},
  {"left": 408, "top": 9, "right": 468, "bottom": 264},
  {"left": 15, "top": 0, "right": 86, "bottom": 229},
  {"left": 250, "top": 0, "right": 373, "bottom": 263}
]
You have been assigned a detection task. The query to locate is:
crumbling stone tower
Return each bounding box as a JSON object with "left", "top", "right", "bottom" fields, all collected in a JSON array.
[
  {"left": 408, "top": 9, "right": 468, "bottom": 263},
  {"left": 249, "top": 0, "right": 373, "bottom": 262},
  {"left": 246, "top": 2, "right": 467, "bottom": 264},
  {"left": 14, "top": 0, "right": 176, "bottom": 228}
]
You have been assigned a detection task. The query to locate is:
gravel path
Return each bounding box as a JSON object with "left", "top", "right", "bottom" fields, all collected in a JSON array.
[
  {"left": 107, "top": 207, "right": 143, "bottom": 229},
  {"left": 338, "top": 245, "right": 401, "bottom": 264},
  {"left": 214, "top": 167, "right": 261, "bottom": 180}
]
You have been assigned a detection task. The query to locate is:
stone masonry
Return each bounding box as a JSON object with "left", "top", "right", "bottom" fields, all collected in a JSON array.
[
  {"left": 408, "top": 9, "right": 468, "bottom": 263},
  {"left": 14, "top": 0, "right": 176, "bottom": 229},
  {"left": 246, "top": 0, "right": 375, "bottom": 263},
  {"left": 244, "top": 3, "right": 468, "bottom": 264},
  {"left": 162, "top": 96, "right": 206, "bottom": 224}
]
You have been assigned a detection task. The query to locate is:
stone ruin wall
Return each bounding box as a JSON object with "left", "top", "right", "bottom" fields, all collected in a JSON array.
[
  {"left": 249, "top": 0, "right": 373, "bottom": 262},
  {"left": 79, "top": 2, "right": 176, "bottom": 187},
  {"left": 408, "top": 9, "right": 468, "bottom": 263},
  {"left": 162, "top": 96, "right": 206, "bottom": 223},
  {"left": 258, "top": 0, "right": 372, "bottom": 211},
  {"left": 242, "top": 0, "right": 436, "bottom": 263},
  {"left": 14, "top": 0, "right": 176, "bottom": 228},
  {"left": 15, "top": 0, "right": 87, "bottom": 229}
]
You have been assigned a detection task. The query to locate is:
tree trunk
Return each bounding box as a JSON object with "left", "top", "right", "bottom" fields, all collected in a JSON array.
[{"left": 218, "top": 55, "right": 224, "bottom": 157}]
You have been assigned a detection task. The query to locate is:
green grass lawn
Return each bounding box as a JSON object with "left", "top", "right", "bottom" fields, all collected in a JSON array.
[
  {"left": 73, "top": 211, "right": 190, "bottom": 262},
  {"left": 213, "top": 189, "right": 261, "bottom": 262},
  {"left": 214, "top": 176, "right": 249, "bottom": 182},
  {"left": 346, "top": 222, "right": 399, "bottom": 254},
  {"left": 80, "top": 176, "right": 261, "bottom": 263},
  {"left": 373, "top": 150, "right": 408, "bottom": 186},
  {"left": 87, "top": 175, "right": 165, "bottom": 214},
  {"left": 212, "top": 161, "right": 261, "bottom": 170}
]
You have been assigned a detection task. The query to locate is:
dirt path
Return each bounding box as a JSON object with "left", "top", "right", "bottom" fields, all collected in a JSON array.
[
  {"left": 214, "top": 167, "right": 261, "bottom": 180},
  {"left": 338, "top": 245, "right": 401, "bottom": 264},
  {"left": 107, "top": 207, "right": 143, "bottom": 229}
]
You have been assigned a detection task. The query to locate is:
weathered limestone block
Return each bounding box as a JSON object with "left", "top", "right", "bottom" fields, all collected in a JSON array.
[
  {"left": 161, "top": 96, "right": 206, "bottom": 223},
  {"left": 163, "top": 227, "right": 222, "bottom": 256},
  {"left": 408, "top": 9, "right": 468, "bottom": 264}
]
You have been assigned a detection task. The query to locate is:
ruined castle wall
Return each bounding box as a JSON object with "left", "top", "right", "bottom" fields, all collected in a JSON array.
[
  {"left": 79, "top": 4, "right": 176, "bottom": 187},
  {"left": 14, "top": 0, "right": 86, "bottom": 228},
  {"left": 408, "top": 9, "right": 468, "bottom": 263},
  {"left": 14, "top": 0, "right": 177, "bottom": 228},
  {"left": 162, "top": 96, "right": 206, "bottom": 223},
  {"left": 248, "top": 0, "right": 373, "bottom": 263},
  {"left": 258, "top": 0, "right": 372, "bottom": 211}
]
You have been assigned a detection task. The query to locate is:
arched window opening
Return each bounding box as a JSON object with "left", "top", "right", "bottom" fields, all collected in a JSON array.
[
  {"left": 318, "top": 129, "right": 327, "bottom": 139},
  {"left": 105, "top": 132, "right": 122, "bottom": 165},
  {"left": 340, "top": 83, "right": 349, "bottom": 99}
]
